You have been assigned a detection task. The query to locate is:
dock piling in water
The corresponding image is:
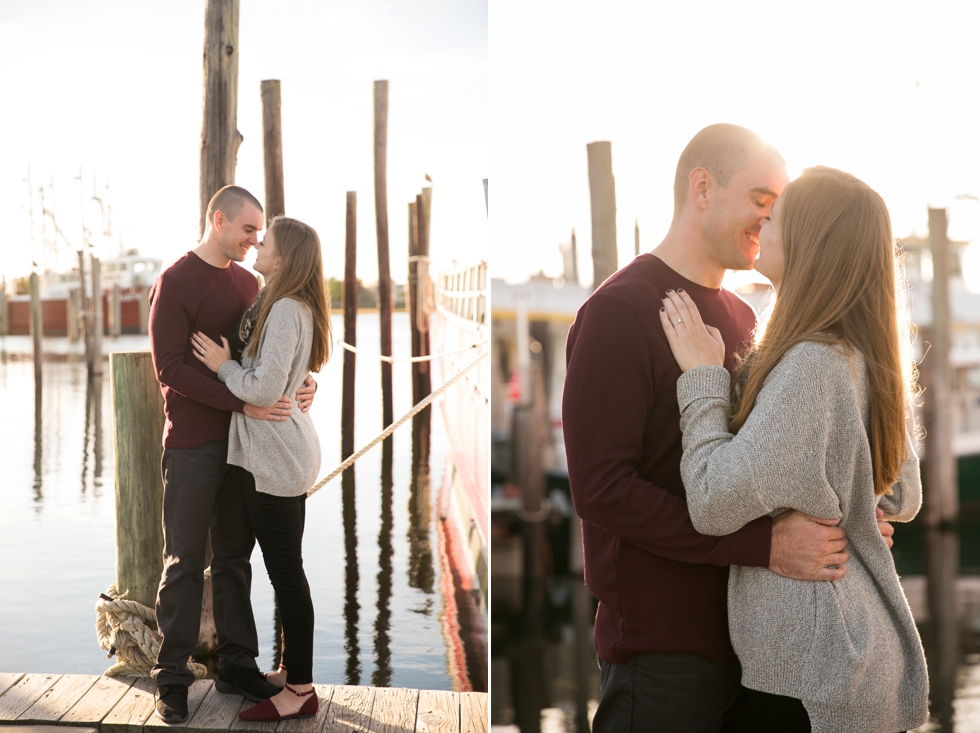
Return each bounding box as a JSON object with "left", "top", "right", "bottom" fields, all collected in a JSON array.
[
  {"left": 198, "top": 0, "right": 242, "bottom": 239},
  {"left": 260, "top": 79, "right": 285, "bottom": 224},
  {"left": 30, "top": 272, "right": 42, "bottom": 384},
  {"left": 586, "top": 140, "right": 617, "bottom": 289},
  {"left": 342, "top": 192, "right": 357, "bottom": 460},
  {"left": 110, "top": 351, "right": 165, "bottom": 609},
  {"left": 374, "top": 80, "right": 394, "bottom": 430},
  {"left": 90, "top": 257, "right": 102, "bottom": 375}
]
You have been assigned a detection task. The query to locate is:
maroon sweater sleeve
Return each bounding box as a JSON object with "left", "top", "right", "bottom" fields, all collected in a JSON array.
[
  {"left": 149, "top": 271, "right": 246, "bottom": 414},
  {"left": 563, "top": 294, "right": 771, "bottom": 568}
]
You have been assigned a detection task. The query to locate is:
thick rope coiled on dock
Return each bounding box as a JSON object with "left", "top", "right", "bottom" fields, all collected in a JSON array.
[
  {"left": 308, "top": 348, "right": 488, "bottom": 497},
  {"left": 95, "top": 584, "right": 207, "bottom": 679}
]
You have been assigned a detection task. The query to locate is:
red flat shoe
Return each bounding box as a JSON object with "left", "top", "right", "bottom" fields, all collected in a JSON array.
[{"left": 238, "top": 684, "right": 318, "bottom": 722}]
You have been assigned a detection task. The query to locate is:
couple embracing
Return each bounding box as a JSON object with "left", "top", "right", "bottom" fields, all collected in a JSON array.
[
  {"left": 147, "top": 186, "right": 330, "bottom": 724},
  {"left": 563, "top": 125, "right": 930, "bottom": 731}
]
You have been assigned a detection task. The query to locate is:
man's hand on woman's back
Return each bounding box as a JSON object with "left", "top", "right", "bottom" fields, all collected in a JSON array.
[{"left": 769, "top": 510, "right": 849, "bottom": 581}]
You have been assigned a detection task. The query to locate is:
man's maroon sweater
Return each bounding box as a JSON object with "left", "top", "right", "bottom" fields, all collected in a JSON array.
[
  {"left": 563, "top": 254, "right": 773, "bottom": 664},
  {"left": 149, "top": 252, "right": 259, "bottom": 449}
]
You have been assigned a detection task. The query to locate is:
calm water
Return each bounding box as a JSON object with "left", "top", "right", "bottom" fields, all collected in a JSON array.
[{"left": 0, "top": 312, "right": 465, "bottom": 690}]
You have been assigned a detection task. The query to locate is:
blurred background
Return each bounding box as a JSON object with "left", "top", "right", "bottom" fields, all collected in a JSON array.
[{"left": 488, "top": 1, "right": 980, "bottom": 731}]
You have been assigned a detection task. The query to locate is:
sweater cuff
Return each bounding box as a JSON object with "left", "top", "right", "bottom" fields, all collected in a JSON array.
[
  {"left": 216, "top": 360, "right": 238, "bottom": 384},
  {"left": 727, "top": 515, "right": 773, "bottom": 568},
  {"left": 676, "top": 365, "right": 731, "bottom": 411}
]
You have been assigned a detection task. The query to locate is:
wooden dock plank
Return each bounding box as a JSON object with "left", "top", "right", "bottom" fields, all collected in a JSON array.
[
  {"left": 366, "top": 687, "right": 418, "bottom": 733},
  {"left": 144, "top": 679, "right": 215, "bottom": 730},
  {"left": 60, "top": 675, "right": 136, "bottom": 726},
  {"left": 18, "top": 674, "right": 100, "bottom": 722},
  {"left": 0, "top": 673, "right": 63, "bottom": 721},
  {"left": 322, "top": 685, "right": 375, "bottom": 733},
  {"left": 459, "top": 693, "right": 486, "bottom": 733},
  {"left": 185, "top": 683, "right": 244, "bottom": 733},
  {"left": 101, "top": 677, "right": 157, "bottom": 733},
  {"left": 0, "top": 673, "right": 26, "bottom": 699},
  {"left": 269, "top": 684, "right": 334, "bottom": 733},
  {"left": 414, "top": 690, "right": 459, "bottom": 733},
  {"left": 229, "top": 695, "right": 279, "bottom": 733}
]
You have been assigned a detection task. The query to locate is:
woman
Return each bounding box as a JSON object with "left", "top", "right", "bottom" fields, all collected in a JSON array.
[
  {"left": 659, "top": 167, "right": 927, "bottom": 732},
  {"left": 191, "top": 216, "right": 331, "bottom": 722}
]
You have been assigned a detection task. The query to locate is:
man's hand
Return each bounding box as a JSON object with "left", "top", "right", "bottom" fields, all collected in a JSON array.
[
  {"left": 770, "top": 510, "right": 849, "bottom": 581},
  {"left": 877, "top": 507, "right": 895, "bottom": 549},
  {"left": 244, "top": 397, "right": 292, "bottom": 422},
  {"left": 296, "top": 374, "right": 317, "bottom": 413}
]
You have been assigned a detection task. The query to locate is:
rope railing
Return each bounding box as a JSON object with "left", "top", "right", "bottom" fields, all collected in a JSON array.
[
  {"left": 337, "top": 337, "right": 487, "bottom": 364},
  {"left": 308, "top": 348, "right": 488, "bottom": 497}
]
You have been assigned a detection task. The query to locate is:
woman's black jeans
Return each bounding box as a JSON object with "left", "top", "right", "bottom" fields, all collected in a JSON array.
[{"left": 242, "top": 471, "right": 314, "bottom": 684}]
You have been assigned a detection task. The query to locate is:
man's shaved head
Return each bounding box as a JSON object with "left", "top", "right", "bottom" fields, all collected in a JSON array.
[
  {"left": 673, "top": 124, "right": 784, "bottom": 215},
  {"left": 206, "top": 185, "right": 263, "bottom": 228}
]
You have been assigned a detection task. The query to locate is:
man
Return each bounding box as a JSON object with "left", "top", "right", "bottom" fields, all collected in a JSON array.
[
  {"left": 562, "top": 124, "right": 895, "bottom": 731},
  {"left": 149, "top": 185, "right": 317, "bottom": 723}
]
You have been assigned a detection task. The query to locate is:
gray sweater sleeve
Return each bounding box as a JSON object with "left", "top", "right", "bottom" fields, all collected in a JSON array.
[
  {"left": 217, "top": 299, "right": 301, "bottom": 407},
  {"left": 876, "top": 431, "right": 923, "bottom": 522},
  {"left": 676, "top": 344, "right": 844, "bottom": 536}
]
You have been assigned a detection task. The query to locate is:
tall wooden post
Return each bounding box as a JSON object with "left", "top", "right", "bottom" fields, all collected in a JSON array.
[
  {"left": 586, "top": 141, "right": 618, "bottom": 289},
  {"left": 91, "top": 257, "right": 103, "bottom": 375},
  {"left": 138, "top": 287, "right": 149, "bottom": 335},
  {"left": 78, "top": 251, "right": 93, "bottom": 369},
  {"left": 111, "top": 351, "right": 166, "bottom": 609},
  {"left": 30, "top": 272, "right": 42, "bottom": 384},
  {"left": 260, "top": 80, "right": 285, "bottom": 224},
  {"left": 342, "top": 192, "right": 357, "bottom": 460},
  {"left": 374, "top": 80, "right": 393, "bottom": 429},
  {"left": 109, "top": 284, "right": 121, "bottom": 337},
  {"left": 199, "top": 0, "right": 242, "bottom": 238},
  {"left": 924, "top": 207, "right": 957, "bottom": 527},
  {"left": 923, "top": 207, "right": 959, "bottom": 729},
  {"left": 408, "top": 202, "right": 421, "bottom": 398},
  {"left": 635, "top": 219, "right": 640, "bottom": 257},
  {"left": 0, "top": 277, "right": 8, "bottom": 336},
  {"left": 414, "top": 194, "right": 431, "bottom": 404}
]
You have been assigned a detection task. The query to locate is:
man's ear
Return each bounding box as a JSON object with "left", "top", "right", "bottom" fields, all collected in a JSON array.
[
  {"left": 213, "top": 210, "right": 226, "bottom": 232},
  {"left": 689, "top": 167, "right": 713, "bottom": 211}
]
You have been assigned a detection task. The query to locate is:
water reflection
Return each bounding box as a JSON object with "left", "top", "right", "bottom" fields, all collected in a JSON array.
[
  {"left": 408, "top": 411, "right": 433, "bottom": 594},
  {"left": 33, "top": 380, "right": 42, "bottom": 507},
  {"left": 342, "top": 466, "right": 361, "bottom": 685},
  {"left": 372, "top": 439, "right": 394, "bottom": 687},
  {"left": 82, "top": 374, "right": 104, "bottom": 496}
]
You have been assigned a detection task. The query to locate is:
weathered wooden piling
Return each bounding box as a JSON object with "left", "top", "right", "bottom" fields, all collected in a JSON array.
[
  {"left": 198, "top": 0, "right": 242, "bottom": 238},
  {"left": 413, "top": 193, "right": 431, "bottom": 403},
  {"left": 77, "top": 251, "right": 92, "bottom": 365},
  {"left": 635, "top": 218, "right": 640, "bottom": 257},
  {"left": 138, "top": 288, "right": 149, "bottom": 336},
  {"left": 342, "top": 192, "right": 357, "bottom": 460},
  {"left": 0, "top": 277, "right": 8, "bottom": 336},
  {"left": 260, "top": 79, "right": 285, "bottom": 224},
  {"left": 109, "top": 285, "right": 121, "bottom": 338},
  {"left": 90, "top": 258, "right": 103, "bottom": 375},
  {"left": 30, "top": 272, "right": 42, "bottom": 383},
  {"left": 923, "top": 206, "right": 959, "bottom": 728},
  {"left": 586, "top": 141, "right": 618, "bottom": 289},
  {"left": 66, "top": 288, "right": 79, "bottom": 342},
  {"left": 374, "top": 80, "right": 394, "bottom": 429},
  {"left": 111, "top": 351, "right": 166, "bottom": 609}
]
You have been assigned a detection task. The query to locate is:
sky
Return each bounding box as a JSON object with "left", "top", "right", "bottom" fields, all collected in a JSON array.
[
  {"left": 0, "top": 0, "right": 488, "bottom": 285},
  {"left": 489, "top": 0, "right": 980, "bottom": 287}
]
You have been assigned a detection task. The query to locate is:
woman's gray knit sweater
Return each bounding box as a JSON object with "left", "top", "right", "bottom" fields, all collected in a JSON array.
[
  {"left": 217, "top": 297, "right": 320, "bottom": 497},
  {"left": 676, "top": 341, "right": 928, "bottom": 733}
]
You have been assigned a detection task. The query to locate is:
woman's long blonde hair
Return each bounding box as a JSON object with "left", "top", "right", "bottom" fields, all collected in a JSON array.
[
  {"left": 247, "top": 216, "right": 332, "bottom": 372},
  {"left": 730, "top": 166, "right": 915, "bottom": 496}
]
